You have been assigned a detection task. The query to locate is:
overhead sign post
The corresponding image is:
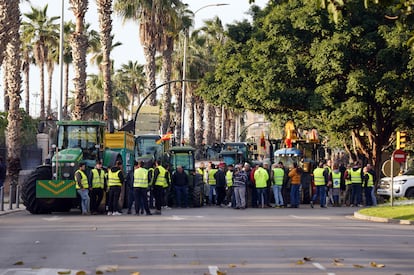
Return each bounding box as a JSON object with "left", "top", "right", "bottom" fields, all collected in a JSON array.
[{"left": 390, "top": 149, "right": 406, "bottom": 206}]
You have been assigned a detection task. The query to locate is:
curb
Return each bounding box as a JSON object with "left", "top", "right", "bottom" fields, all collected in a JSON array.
[{"left": 353, "top": 211, "right": 414, "bottom": 225}]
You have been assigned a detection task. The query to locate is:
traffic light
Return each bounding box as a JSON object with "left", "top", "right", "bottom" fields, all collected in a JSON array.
[{"left": 397, "top": 131, "right": 408, "bottom": 149}]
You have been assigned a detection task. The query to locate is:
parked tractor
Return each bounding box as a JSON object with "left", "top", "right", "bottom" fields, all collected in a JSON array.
[
  {"left": 21, "top": 120, "right": 133, "bottom": 214},
  {"left": 219, "top": 142, "right": 253, "bottom": 166},
  {"left": 168, "top": 146, "right": 204, "bottom": 207}
]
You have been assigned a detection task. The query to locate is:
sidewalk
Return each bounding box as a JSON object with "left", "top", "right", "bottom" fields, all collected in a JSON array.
[{"left": 0, "top": 193, "right": 26, "bottom": 216}]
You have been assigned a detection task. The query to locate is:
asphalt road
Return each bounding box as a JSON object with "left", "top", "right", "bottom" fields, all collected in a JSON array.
[{"left": 0, "top": 206, "right": 413, "bottom": 275}]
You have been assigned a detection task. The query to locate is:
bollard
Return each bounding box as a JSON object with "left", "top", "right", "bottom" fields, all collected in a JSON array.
[
  {"left": 8, "top": 183, "right": 13, "bottom": 210},
  {"left": 0, "top": 186, "right": 4, "bottom": 211},
  {"left": 16, "top": 185, "right": 20, "bottom": 209}
]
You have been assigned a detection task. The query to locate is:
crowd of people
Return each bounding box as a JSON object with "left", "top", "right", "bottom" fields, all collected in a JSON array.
[
  {"left": 194, "top": 159, "right": 377, "bottom": 210},
  {"left": 73, "top": 157, "right": 378, "bottom": 215}
]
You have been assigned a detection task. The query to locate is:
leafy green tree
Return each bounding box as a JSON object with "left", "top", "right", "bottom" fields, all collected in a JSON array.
[{"left": 203, "top": 0, "right": 414, "bottom": 172}]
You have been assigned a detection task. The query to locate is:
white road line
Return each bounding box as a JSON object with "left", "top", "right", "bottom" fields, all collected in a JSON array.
[
  {"left": 42, "top": 216, "right": 62, "bottom": 221},
  {"left": 290, "top": 215, "right": 331, "bottom": 220},
  {"left": 208, "top": 265, "right": 219, "bottom": 275},
  {"left": 312, "top": 262, "right": 336, "bottom": 275}
]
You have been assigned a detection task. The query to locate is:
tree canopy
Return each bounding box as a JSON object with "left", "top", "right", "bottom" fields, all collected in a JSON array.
[{"left": 200, "top": 0, "right": 414, "bottom": 168}]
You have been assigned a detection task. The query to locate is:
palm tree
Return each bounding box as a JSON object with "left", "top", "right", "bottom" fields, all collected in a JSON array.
[
  {"left": 116, "top": 61, "right": 146, "bottom": 120},
  {"left": 69, "top": 0, "right": 89, "bottom": 120},
  {"left": 20, "top": 29, "right": 34, "bottom": 115},
  {"left": 96, "top": 0, "right": 115, "bottom": 132},
  {"left": 22, "top": 5, "right": 59, "bottom": 119},
  {"left": 1, "top": 0, "right": 23, "bottom": 198},
  {"left": 114, "top": 0, "right": 158, "bottom": 106},
  {"left": 63, "top": 21, "right": 75, "bottom": 119},
  {"left": 46, "top": 47, "right": 59, "bottom": 116},
  {"left": 159, "top": 0, "right": 188, "bottom": 134}
]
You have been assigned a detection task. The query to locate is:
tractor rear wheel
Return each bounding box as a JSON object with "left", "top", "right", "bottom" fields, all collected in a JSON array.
[{"left": 21, "top": 166, "right": 55, "bottom": 214}]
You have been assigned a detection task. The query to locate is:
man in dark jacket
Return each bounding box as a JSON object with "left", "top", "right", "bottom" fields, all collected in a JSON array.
[
  {"left": 172, "top": 165, "right": 189, "bottom": 208},
  {"left": 214, "top": 163, "right": 227, "bottom": 206}
]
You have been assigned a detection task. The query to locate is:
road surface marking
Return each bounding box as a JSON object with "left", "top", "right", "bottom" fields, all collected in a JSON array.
[
  {"left": 208, "top": 265, "right": 219, "bottom": 275},
  {"left": 290, "top": 215, "right": 331, "bottom": 220},
  {"left": 312, "top": 262, "right": 336, "bottom": 275},
  {"left": 42, "top": 216, "right": 62, "bottom": 221}
]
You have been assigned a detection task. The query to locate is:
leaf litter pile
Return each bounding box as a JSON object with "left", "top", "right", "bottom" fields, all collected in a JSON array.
[{"left": 294, "top": 257, "right": 386, "bottom": 269}]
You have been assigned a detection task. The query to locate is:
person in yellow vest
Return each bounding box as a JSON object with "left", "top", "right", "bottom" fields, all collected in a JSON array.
[
  {"left": 254, "top": 163, "right": 269, "bottom": 208},
  {"left": 134, "top": 160, "right": 152, "bottom": 215},
  {"left": 330, "top": 163, "right": 342, "bottom": 207},
  {"left": 310, "top": 161, "right": 328, "bottom": 208},
  {"left": 350, "top": 161, "right": 364, "bottom": 207},
  {"left": 107, "top": 160, "right": 124, "bottom": 216},
  {"left": 366, "top": 163, "right": 377, "bottom": 206},
  {"left": 75, "top": 161, "right": 90, "bottom": 215},
  {"left": 207, "top": 163, "right": 218, "bottom": 206},
  {"left": 89, "top": 159, "right": 106, "bottom": 214},
  {"left": 343, "top": 164, "right": 353, "bottom": 206},
  {"left": 225, "top": 164, "right": 235, "bottom": 207},
  {"left": 152, "top": 160, "right": 170, "bottom": 214},
  {"left": 271, "top": 162, "right": 285, "bottom": 208}
]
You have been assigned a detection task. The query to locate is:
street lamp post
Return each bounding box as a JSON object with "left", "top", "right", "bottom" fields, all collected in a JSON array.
[
  {"left": 57, "top": 0, "right": 64, "bottom": 121},
  {"left": 180, "top": 3, "right": 229, "bottom": 146}
]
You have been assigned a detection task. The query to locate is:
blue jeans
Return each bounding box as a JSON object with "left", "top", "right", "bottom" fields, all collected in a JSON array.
[
  {"left": 256, "top": 188, "right": 267, "bottom": 207},
  {"left": 175, "top": 185, "right": 188, "bottom": 207},
  {"left": 77, "top": 189, "right": 90, "bottom": 214},
  {"left": 272, "top": 185, "right": 284, "bottom": 206},
  {"left": 208, "top": 185, "right": 216, "bottom": 205},
  {"left": 290, "top": 184, "right": 300, "bottom": 207},
  {"left": 312, "top": 185, "right": 326, "bottom": 207}
]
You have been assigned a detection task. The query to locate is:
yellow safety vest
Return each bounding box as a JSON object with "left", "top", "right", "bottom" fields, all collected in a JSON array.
[
  {"left": 208, "top": 169, "right": 218, "bottom": 185},
  {"left": 366, "top": 172, "right": 374, "bottom": 187},
  {"left": 272, "top": 168, "right": 284, "bottom": 186},
  {"left": 332, "top": 171, "right": 341, "bottom": 189},
  {"left": 155, "top": 165, "right": 167, "bottom": 187},
  {"left": 134, "top": 167, "right": 149, "bottom": 188},
  {"left": 91, "top": 168, "right": 105, "bottom": 189},
  {"left": 350, "top": 168, "right": 362, "bottom": 184},
  {"left": 313, "top": 167, "right": 325, "bottom": 186},
  {"left": 75, "top": 169, "right": 88, "bottom": 189},
  {"left": 107, "top": 170, "right": 122, "bottom": 187},
  {"left": 226, "top": 171, "right": 233, "bottom": 187},
  {"left": 254, "top": 167, "right": 269, "bottom": 188}
]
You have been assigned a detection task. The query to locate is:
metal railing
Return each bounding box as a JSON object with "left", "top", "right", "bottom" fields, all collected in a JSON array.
[{"left": 0, "top": 184, "right": 20, "bottom": 212}]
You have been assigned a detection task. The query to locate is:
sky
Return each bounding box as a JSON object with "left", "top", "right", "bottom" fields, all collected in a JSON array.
[{"left": 0, "top": 0, "right": 269, "bottom": 116}]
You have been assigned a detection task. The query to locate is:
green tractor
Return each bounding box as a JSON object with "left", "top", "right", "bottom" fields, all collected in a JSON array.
[
  {"left": 21, "top": 120, "right": 129, "bottom": 214},
  {"left": 219, "top": 142, "right": 252, "bottom": 166},
  {"left": 168, "top": 146, "right": 204, "bottom": 207}
]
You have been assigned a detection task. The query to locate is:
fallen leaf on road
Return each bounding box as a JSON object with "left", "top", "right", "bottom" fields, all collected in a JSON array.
[
  {"left": 303, "top": 257, "right": 312, "bottom": 262},
  {"left": 130, "top": 272, "right": 140, "bottom": 275},
  {"left": 76, "top": 271, "right": 86, "bottom": 275},
  {"left": 95, "top": 271, "right": 104, "bottom": 275},
  {"left": 370, "top": 261, "right": 385, "bottom": 268},
  {"left": 57, "top": 271, "right": 71, "bottom": 274},
  {"left": 13, "top": 261, "right": 24, "bottom": 266},
  {"left": 296, "top": 260, "right": 305, "bottom": 265},
  {"left": 228, "top": 264, "right": 237, "bottom": 268},
  {"left": 172, "top": 253, "right": 177, "bottom": 257},
  {"left": 353, "top": 264, "right": 364, "bottom": 268},
  {"left": 333, "top": 262, "right": 344, "bottom": 266},
  {"left": 128, "top": 256, "right": 138, "bottom": 259},
  {"left": 333, "top": 258, "right": 344, "bottom": 263},
  {"left": 217, "top": 270, "right": 227, "bottom": 275}
]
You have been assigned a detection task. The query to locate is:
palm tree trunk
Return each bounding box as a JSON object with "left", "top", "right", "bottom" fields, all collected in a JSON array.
[
  {"left": 70, "top": 0, "right": 89, "bottom": 120},
  {"left": 2, "top": 63, "right": 9, "bottom": 111},
  {"left": 63, "top": 62, "right": 69, "bottom": 118},
  {"left": 5, "top": 0, "right": 22, "bottom": 197},
  {"left": 206, "top": 104, "right": 215, "bottom": 145},
  {"left": 195, "top": 96, "right": 205, "bottom": 149},
  {"left": 97, "top": 0, "right": 114, "bottom": 132},
  {"left": 188, "top": 87, "right": 195, "bottom": 147},
  {"left": 144, "top": 43, "right": 157, "bottom": 106},
  {"left": 161, "top": 39, "right": 173, "bottom": 134},
  {"left": 47, "top": 62, "right": 54, "bottom": 116},
  {"left": 215, "top": 106, "right": 222, "bottom": 143},
  {"left": 22, "top": 52, "right": 30, "bottom": 114},
  {"left": 174, "top": 82, "right": 182, "bottom": 143},
  {"left": 39, "top": 60, "right": 46, "bottom": 119}
]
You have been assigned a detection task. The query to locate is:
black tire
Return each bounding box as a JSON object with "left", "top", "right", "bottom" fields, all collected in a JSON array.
[
  {"left": 405, "top": 188, "right": 414, "bottom": 199},
  {"left": 21, "top": 166, "right": 72, "bottom": 214},
  {"left": 192, "top": 184, "right": 203, "bottom": 207}
]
